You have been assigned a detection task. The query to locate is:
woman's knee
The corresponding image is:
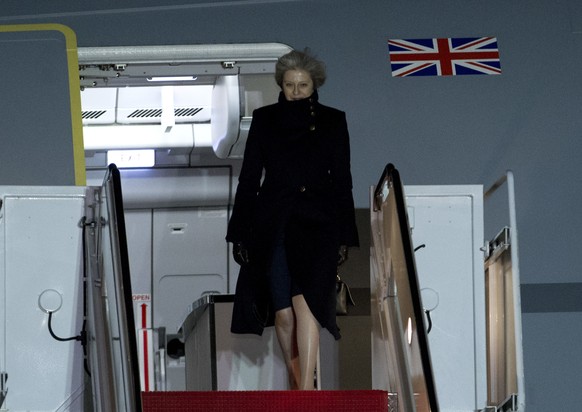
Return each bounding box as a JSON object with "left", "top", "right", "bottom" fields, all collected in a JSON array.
[
  {"left": 292, "top": 295, "right": 320, "bottom": 328},
  {"left": 275, "top": 307, "right": 295, "bottom": 329},
  {"left": 291, "top": 295, "right": 312, "bottom": 317}
]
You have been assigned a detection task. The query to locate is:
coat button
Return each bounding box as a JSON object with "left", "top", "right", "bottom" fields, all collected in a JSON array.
[
  {"left": 309, "top": 125, "right": 316, "bottom": 131},
  {"left": 299, "top": 186, "right": 306, "bottom": 192}
]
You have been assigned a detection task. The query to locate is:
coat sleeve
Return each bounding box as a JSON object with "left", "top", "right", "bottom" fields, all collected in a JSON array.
[
  {"left": 330, "top": 111, "right": 359, "bottom": 247},
  {"left": 225, "top": 109, "right": 265, "bottom": 243}
]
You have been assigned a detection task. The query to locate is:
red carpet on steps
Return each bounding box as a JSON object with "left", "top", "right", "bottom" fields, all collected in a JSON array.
[{"left": 142, "top": 390, "right": 391, "bottom": 411}]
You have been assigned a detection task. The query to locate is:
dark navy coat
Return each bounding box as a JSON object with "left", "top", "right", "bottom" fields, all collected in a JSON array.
[{"left": 226, "top": 91, "right": 359, "bottom": 340}]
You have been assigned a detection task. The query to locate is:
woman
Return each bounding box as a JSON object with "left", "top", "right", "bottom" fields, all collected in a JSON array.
[{"left": 226, "top": 49, "right": 359, "bottom": 390}]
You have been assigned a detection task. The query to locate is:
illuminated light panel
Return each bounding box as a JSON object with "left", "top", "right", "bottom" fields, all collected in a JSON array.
[
  {"left": 107, "top": 149, "right": 155, "bottom": 168},
  {"left": 146, "top": 76, "right": 197, "bottom": 82}
]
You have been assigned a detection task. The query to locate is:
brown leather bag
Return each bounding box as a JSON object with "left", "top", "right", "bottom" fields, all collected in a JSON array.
[{"left": 336, "top": 272, "right": 355, "bottom": 315}]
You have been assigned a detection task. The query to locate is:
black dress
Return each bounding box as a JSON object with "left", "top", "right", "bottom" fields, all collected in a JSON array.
[{"left": 226, "top": 91, "right": 359, "bottom": 340}]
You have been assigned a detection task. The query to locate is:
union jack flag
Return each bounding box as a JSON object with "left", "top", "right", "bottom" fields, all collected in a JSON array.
[{"left": 388, "top": 37, "right": 501, "bottom": 77}]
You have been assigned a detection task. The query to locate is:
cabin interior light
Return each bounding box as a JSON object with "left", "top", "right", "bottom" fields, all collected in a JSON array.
[
  {"left": 146, "top": 76, "right": 197, "bottom": 82},
  {"left": 107, "top": 149, "right": 155, "bottom": 168}
]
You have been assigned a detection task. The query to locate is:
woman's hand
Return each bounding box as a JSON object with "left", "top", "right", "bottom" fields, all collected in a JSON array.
[{"left": 233, "top": 241, "right": 250, "bottom": 265}]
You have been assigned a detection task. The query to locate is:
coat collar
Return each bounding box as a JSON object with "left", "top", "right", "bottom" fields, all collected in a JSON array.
[{"left": 277, "top": 90, "right": 319, "bottom": 106}]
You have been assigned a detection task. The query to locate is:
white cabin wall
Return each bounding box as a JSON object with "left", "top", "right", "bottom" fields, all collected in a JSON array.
[{"left": 86, "top": 166, "right": 236, "bottom": 334}]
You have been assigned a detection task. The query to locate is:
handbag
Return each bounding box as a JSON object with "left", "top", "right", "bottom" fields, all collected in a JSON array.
[{"left": 336, "top": 272, "right": 355, "bottom": 315}]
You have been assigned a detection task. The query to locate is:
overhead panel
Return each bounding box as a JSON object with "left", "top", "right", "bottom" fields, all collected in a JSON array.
[
  {"left": 211, "top": 75, "right": 240, "bottom": 159},
  {"left": 78, "top": 43, "right": 291, "bottom": 160}
]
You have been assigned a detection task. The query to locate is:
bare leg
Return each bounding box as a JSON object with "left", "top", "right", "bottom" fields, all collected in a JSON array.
[
  {"left": 274, "top": 307, "right": 301, "bottom": 389},
  {"left": 292, "top": 294, "right": 320, "bottom": 390}
]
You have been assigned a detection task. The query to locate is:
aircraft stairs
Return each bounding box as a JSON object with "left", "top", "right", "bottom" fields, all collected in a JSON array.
[
  {"left": 85, "top": 164, "right": 524, "bottom": 412},
  {"left": 84, "top": 165, "right": 423, "bottom": 412}
]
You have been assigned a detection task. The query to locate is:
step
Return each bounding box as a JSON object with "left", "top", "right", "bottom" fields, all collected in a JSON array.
[{"left": 142, "top": 390, "right": 394, "bottom": 411}]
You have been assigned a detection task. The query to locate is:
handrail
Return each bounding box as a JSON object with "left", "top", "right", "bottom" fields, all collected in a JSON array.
[
  {"left": 373, "top": 163, "right": 396, "bottom": 211},
  {"left": 370, "top": 163, "right": 440, "bottom": 412},
  {"left": 484, "top": 170, "right": 525, "bottom": 412},
  {"left": 103, "top": 164, "right": 142, "bottom": 412},
  {"left": 86, "top": 164, "right": 142, "bottom": 411}
]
